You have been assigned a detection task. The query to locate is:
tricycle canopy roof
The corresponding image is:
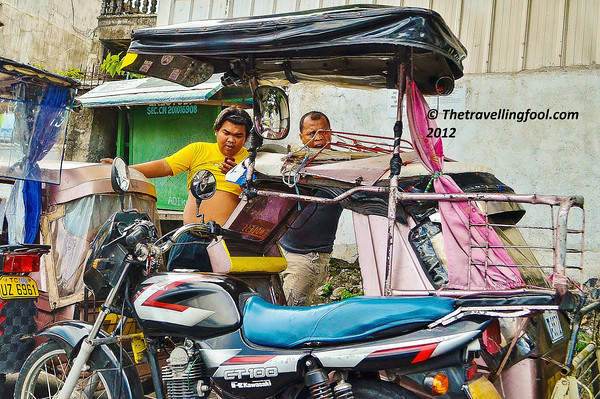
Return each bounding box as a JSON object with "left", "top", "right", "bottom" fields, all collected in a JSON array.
[
  {"left": 0, "top": 57, "right": 78, "bottom": 88},
  {"left": 124, "top": 5, "right": 467, "bottom": 93}
]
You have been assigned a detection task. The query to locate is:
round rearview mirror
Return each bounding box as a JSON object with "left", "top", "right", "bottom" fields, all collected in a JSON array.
[
  {"left": 253, "top": 86, "right": 290, "bottom": 140},
  {"left": 190, "top": 170, "right": 217, "bottom": 201},
  {"left": 110, "top": 157, "right": 130, "bottom": 194}
]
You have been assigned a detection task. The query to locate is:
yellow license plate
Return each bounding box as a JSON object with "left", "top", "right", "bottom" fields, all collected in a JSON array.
[{"left": 0, "top": 275, "right": 39, "bottom": 299}]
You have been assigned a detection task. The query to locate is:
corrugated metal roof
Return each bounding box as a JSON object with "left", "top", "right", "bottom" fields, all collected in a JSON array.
[
  {"left": 489, "top": 0, "right": 528, "bottom": 73},
  {"left": 564, "top": 0, "right": 600, "bottom": 66},
  {"left": 524, "top": 0, "right": 564, "bottom": 69},
  {"left": 460, "top": 0, "right": 493, "bottom": 73},
  {"left": 78, "top": 74, "right": 250, "bottom": 108}
]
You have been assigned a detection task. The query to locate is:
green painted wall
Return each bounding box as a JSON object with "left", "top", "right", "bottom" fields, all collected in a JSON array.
[{"left": 129, "top": 104, "right": 220, "bottom": 210}]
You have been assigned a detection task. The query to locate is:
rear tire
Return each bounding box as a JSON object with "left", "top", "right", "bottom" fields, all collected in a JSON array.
[{"left": 350, "top": 379, "right": 418, "bottom": 398}]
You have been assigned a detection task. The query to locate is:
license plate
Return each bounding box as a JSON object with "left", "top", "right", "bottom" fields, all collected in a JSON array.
[
  {"left": 543, "top": 310, "right": 564, "bottom": 343},
  {"left": 0, "top": 275, "right": 39, "bottom": 299}
]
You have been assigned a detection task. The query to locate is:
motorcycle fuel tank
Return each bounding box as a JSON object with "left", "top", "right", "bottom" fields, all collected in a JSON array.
[{"left": 133, "top": 272, "right": 254, "bottom": 338}]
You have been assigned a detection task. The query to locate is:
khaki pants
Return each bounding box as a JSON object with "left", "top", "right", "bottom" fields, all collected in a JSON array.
[{"left": 280, "top": 250, "right": 330, "bottom": 306}]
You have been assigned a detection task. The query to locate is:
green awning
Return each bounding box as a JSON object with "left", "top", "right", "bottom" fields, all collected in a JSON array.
[{"left": 78, "top": 74, "right": 251, "bottom": 108}]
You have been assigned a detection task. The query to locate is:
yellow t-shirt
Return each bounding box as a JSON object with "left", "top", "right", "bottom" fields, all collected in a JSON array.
[{"left": 163, "top": 142, "right": 249, "bottom": 195}]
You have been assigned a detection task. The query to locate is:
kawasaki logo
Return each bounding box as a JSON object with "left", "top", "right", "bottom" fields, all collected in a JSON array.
[{"left": 231, "top": 380, "right": 272, "bottom": 389}]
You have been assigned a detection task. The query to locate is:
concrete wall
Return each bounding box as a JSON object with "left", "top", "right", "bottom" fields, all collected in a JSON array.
[
  {"left": 286, "top": 66, "right": 599, "bottom": 280},
  {"left": 65, "top": 107, "right": 120, "bottom": 163},
  {"left": 0, "top": 0, "right": 102, "bottom": 71}
]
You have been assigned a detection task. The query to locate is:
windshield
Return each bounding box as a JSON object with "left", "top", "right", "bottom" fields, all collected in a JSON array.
[{"left": 38, "top": 193, "right": 159, "bottom": 307}]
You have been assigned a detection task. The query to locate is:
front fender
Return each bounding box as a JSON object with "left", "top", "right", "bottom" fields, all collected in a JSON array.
[
  {"left": 37, "top": 321, "right": 145, "bottom": 399},
  {"left": 37, "top": 320, "right": 97, "bottom": 353}
]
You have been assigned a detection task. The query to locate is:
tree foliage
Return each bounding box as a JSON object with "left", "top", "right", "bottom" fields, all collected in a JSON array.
[{"left": 100, "top": 52, "right": 144, "bottom": 79}]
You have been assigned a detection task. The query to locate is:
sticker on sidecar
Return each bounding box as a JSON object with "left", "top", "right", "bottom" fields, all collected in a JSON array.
[
  {"left": 543, "top": 310, "right": 564, "bottom": 343},
  {"left": 0, "top": 276, "right": 39, "bottom": 299}
]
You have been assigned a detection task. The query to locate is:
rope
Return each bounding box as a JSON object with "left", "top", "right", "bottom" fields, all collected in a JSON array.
[{"left": 424, "top": 171, "right": 444, "bottom": 194}]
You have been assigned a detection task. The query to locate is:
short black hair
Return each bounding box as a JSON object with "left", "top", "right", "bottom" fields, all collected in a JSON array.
[
  {"left": 299, "top": 111, "right": 330, "bottom": 133},
  {"left": 214, "top": 106, "right": 253, "bottom": 138}
]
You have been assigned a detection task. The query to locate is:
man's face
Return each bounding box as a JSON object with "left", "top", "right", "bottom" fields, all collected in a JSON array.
[
  {"left": 299, "top": 116, "right": 331, "bottom": 149},
  {"left": 216, "top": 120, "right": 247, "bottom": 157}
]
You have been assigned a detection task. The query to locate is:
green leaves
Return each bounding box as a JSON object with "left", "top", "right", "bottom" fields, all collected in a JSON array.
[
  {"left": 100, "top": 52, "right": 124, "bottom": 78},
  {"left": 100, "top": 52, "right": 145, "bottom": 79},
  {"left": 53, "top": 67, "right": 84, "bottom": 79}
]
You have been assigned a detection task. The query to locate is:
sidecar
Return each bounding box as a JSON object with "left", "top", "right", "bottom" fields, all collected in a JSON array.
[
  {"left": 0, "top": 58, "right": 77, "bottom": 379},
  {"left": 121, "top": 4, "right": 591, "bottom": 399},
  {"left": 33, "top": 162, "right": 160, "bottom": 325}
]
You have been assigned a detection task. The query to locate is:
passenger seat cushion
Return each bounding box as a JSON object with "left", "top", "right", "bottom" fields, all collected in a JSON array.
[{"left": 242, "top": 296, "right": 456, "bottom": 348}]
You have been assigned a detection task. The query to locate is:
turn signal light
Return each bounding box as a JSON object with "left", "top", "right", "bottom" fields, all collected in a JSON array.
[
  {"left": 423, "top": 373, "right": 450, "bottom": 395},
  {"left": 2, "top": 254, "right": 41, "bottom": 273}
]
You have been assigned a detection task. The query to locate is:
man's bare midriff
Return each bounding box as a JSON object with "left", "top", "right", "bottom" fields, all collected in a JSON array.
[{"left": 183, "top": 190, "right": 240, "bottom": 225}]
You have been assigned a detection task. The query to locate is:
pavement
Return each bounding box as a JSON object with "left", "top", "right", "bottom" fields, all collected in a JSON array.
[{"left": 3, "top": 373, "right": 16, "bottom": 398}]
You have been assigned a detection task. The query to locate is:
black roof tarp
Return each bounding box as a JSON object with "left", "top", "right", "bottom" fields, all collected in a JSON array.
[{"left": 124, "top": 5, "right": 467, "bottom": 93}]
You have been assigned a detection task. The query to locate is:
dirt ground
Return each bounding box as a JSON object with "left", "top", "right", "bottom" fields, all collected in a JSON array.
[{"left": 311, "top": 257, "right": 363, "bottom": 305}]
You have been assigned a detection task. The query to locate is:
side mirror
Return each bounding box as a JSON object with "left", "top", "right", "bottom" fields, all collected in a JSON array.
[
  {"left": 190, "top": 170, "right": 217, "bottom": 201},
  {"left": 110, "top": 157, "right": 130, "bottom": 194},
  {"left": 253, "top": 86, "right": 290, "bottom": 140},
  {"left": 190, "top": 170, "right": 217, "bottom": 221}
]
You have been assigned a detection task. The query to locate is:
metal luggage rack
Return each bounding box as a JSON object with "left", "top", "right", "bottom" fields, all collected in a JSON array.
[
  {"left": 463, "top": 194, "right": 585, "bottom": 295},
  {"left": 392, "top": 192, "right": 585, "bottom": 297},
  {"left": 253, "top": 186, "right": 585, "bottom": 298}
]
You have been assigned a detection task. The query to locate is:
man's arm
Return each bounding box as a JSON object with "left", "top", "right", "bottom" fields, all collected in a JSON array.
[
  {"left": 131, "top": 159, "right": 173, "bottom": 178},
  {"left": 101, "top": 158, "right": 173, "bottom": 178}
]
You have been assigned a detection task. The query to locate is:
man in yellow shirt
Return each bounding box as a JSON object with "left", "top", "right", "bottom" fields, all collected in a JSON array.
[{"left": 106, "top": 106, "right": 252, "bottom": 270}]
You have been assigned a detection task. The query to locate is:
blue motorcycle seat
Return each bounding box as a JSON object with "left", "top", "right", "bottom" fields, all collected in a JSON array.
[{"left": 242, "top": 296, "right": 456, "bottom": 348}]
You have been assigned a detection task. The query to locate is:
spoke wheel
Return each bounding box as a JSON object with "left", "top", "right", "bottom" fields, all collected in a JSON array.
[{"left": 14, "top": 341, "right": 115, "bottom": 399}]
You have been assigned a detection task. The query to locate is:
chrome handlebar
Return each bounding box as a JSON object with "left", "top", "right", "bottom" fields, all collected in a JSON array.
[{"left": 156, "top": 221, "right": 221, "bottom": 253}]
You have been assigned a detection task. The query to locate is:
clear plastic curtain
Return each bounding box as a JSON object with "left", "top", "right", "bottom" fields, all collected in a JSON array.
[
  {"left": 6, "top": 85, "right": 70, "bottom": 244},
  {"left": 405, "top": 79, "right": 524, "bottom": 290}
]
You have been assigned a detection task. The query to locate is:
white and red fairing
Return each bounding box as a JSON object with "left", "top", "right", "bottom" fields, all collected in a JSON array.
[{"left": 133, "top": 273, "right": 218, "bottom": 327}]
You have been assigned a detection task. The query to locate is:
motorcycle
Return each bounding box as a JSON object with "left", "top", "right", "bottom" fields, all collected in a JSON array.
[
  {"left": 15, "top": 5, "right": 598, "bottom": 398},
  {"left": 14, "top": 158, "right": 503, "bottom": 399}
]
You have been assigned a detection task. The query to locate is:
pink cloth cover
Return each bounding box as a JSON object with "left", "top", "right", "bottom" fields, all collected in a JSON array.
[{"left": 405, "top": 80, "right": 524, "bottom": 290}]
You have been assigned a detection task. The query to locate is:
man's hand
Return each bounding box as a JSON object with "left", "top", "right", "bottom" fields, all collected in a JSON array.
[
  {"left": 99, "top": 158, "right": 173, "bottom": 178},
  {"left": 219, "top": 157, "right": 236, "bottom": 174}
]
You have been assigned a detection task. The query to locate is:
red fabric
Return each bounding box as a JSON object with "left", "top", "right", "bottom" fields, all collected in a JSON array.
[{"left": 405, "top": 80, "right": 524, "bottom": 290}]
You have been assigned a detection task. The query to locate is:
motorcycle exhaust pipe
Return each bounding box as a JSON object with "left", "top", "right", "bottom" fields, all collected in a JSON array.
[{"left": 434, "top": 76, "right": 455, "bottom": 96}]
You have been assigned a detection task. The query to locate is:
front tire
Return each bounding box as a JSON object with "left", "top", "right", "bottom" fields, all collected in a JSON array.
[{"left": 14, "top": 340, "right": 118, "bottom": 399}]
